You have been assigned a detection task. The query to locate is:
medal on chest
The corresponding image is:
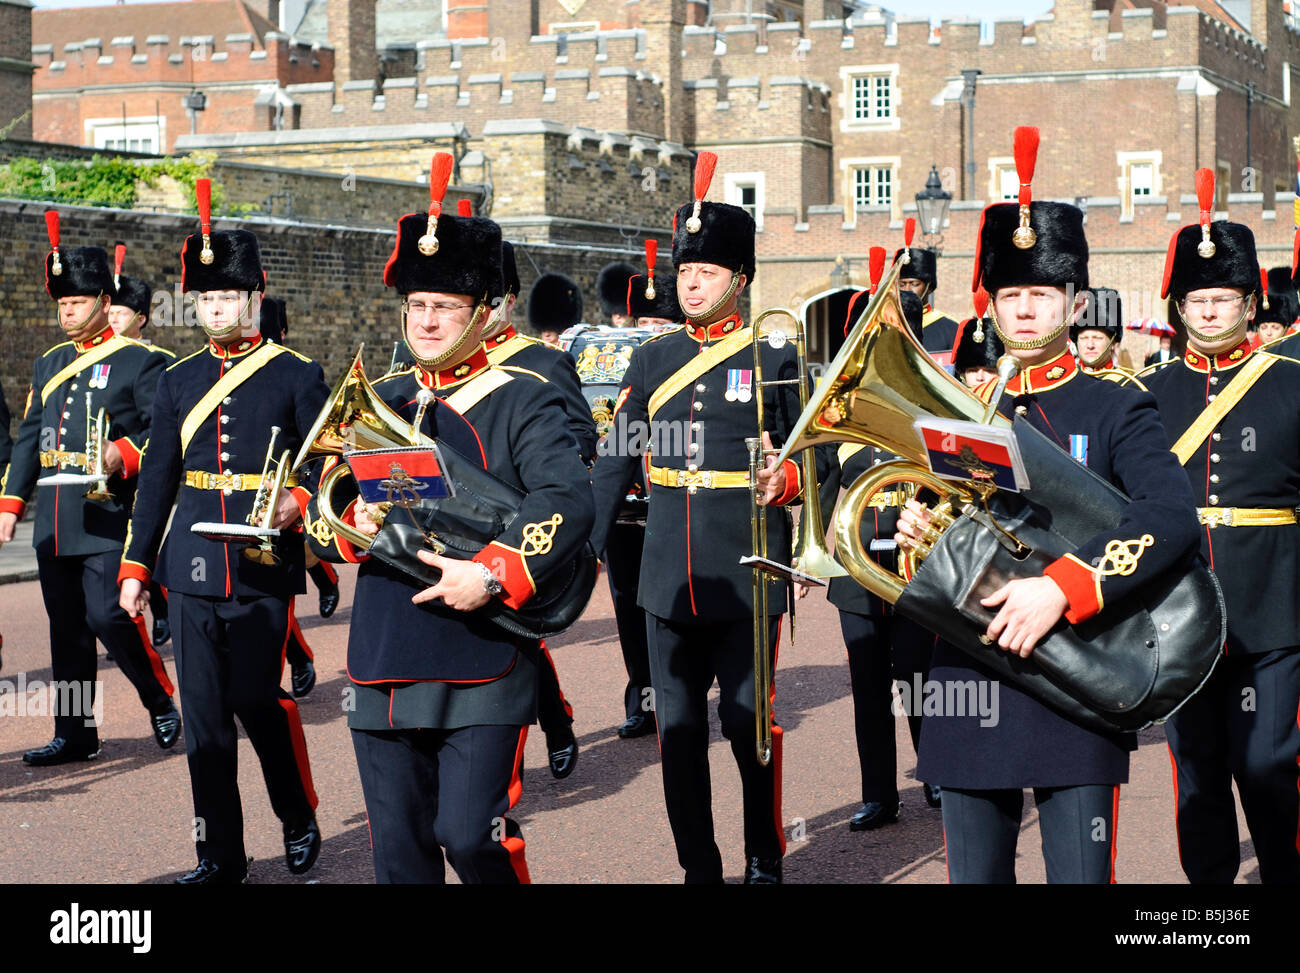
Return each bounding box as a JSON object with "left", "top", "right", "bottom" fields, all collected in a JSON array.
[
  {"left": 725, "top": 368, "right": 753, "bottom": 403},
  {"left": 90, "top": 364, "right": 111, "bottom": 390},
  {"left": 1069, "top": 434, "right": 1089, "bottom": 467}
]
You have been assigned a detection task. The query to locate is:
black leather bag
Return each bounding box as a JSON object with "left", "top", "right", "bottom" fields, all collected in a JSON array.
[
  {"left": 894, "top": 419, "right": 1225, "bottom": 734},
  {"left": 365, "top": 444, "right": 597, "bottom": 640}
]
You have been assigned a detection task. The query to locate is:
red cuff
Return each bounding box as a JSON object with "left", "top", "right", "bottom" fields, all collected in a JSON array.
[
  {"left": 772, "top": 458, "right": 802, "bottom": 507},
  {"left": 0, "top": 496, "right": 25, "bottom": 519},
  {"left": 113, "top": 437, "right": 142, "bottom": 478},
  {"left": 1043, "top": 553, "right": 1102, "bottom": 624},
  {"left": 290, "top": 486, "right": 311, "bottom": 521},
  {"left": 332, "top": 500, "right": 366, "bottom": 563},
  {"left": 117, "top": 559, "right": 152, "bottom": 588},
  {"left": 474, "top": 541, "right": 535, "bottom": 610}
]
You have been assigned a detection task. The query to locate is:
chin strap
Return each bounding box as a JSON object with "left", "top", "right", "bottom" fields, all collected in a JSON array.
[
  {"left": 60, "top": 292, "right": 107, "bottom": 336},
  {"left": 680, "top": 272, "right": 740, "bottom": 326},
  {"left": 1078, "top": 334, "right": 1117, "bottom": 369},
  {"left": 194, "top": 292, "right": 259, "bottom": 341},
  {"left": 1177, "top": 297, "right": 1254, "bottom": 347},
  {"left": 989, "top": 303, "right": 1069, "bottom": 351}
]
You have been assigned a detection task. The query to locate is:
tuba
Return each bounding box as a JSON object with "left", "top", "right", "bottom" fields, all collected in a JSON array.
[
  {"left": 296, "top": 347, "right": 597, "bottom": 640},
  {"left": 776, "top": 258, "right": 1225, "bottom": 734}
]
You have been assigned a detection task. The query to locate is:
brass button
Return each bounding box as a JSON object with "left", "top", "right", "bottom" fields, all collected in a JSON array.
[
  {"left": 695, "top": 383, "right": 706, "bottom": 393},
  {"left": 693, "top": 401, "right": 703, "bottom": 411},
  {"left": 1208, "top": 394, "right": 1217, "bottom": 402},
  {"left": 223, "top": 487, "right": 233, "bottom": 497},
  {"left": 70, "top": 383, "right": 78, "bottom": 391},
  {"left": 687, "top": 485, "right": 698, "bottom": 495},
  {"left": 688, "top": 463, "right": 698, "bottom": 473},
  {"left": 220, "top": 415, "right": 230, "bottom": 424},
  {"left": 62, "top": 411, "right": 69, "bottom": 418},
  {"left": 220, "top": 452, "right": 230, "bottom": 462},
  {"left": 1209, "top": 494, "right": 1219, "bottom": 504},
  {"left": 1209, "top": 376, "right": 1219, "bottom": 385},
  {"left": 220, "top": 434, "right": 230, "bottom": 444},
  {"left": 223, "top": 469, "right": 233, "bottom": 476},
  {"left": 1212, "top": 432, "right": 1221, "bottom": 442},
  {"left": 1209, "top": 474, "right": 1219, "bottom": 484},
  {"left": 689, "top": 443, "right": 699, "bottom": 454},
  {"left": 1210, "top": 453, "right": 1220, "bottom": 463},
  {"left": 691, "top": 422, "right": 701, "bottom": 432},
  {"left": 223, "top": 396, "right": 233, "bottom": 405}
]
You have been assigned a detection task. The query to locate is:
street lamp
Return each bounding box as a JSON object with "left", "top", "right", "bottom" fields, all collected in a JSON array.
[
  {"left": 914, "top": 165, "right": 952, "bottom": 250},
  {"left": 183, "top": 90, "right": 207, "bottom": 135}
]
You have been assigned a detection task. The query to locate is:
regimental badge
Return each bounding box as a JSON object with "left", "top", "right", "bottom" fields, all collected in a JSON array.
[
  {"left": 575, "top": 342, "right": 634, "bottom": 385},
  {"left": 90, "top": 364, "right": 111, "bottom": 389},
  {"left": 1229, "top": 348, "right": 1244, "bottom": 361},
  {"left": 725, "top": 369, "right": 753, "bottom": 403},
  {"left": 1069, "top": 434, "right": 1088, "bottom": 467},
  {"left": 1045, "top": 365, "right": 1065, "bottom": 382}
]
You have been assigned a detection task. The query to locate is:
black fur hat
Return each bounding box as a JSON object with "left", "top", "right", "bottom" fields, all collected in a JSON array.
[
  {"left": 1071, "top": 287, "right": 1123, "bottom": 341},
  {"left": 45, "top": 246, "right": 117, "bottom": 301},
  {"left": 1160, "top": 221, "right": 1259, "bottom": 303},
  {"left": 527, "top": 272, "right": 583, "bottom": 334},
  {"left": 597, "top": 261, "right": 638, "bottom": 317},
  {"left": 1255, "top": 266, "right": 1299, "bottom": 327},
  {"left": 501, "top": 241, "right": 520, "bottom": 298},
  {"left": 258, "top": 296, "right": 287, "bottom": 343},
  {"left": 895, "top": 246, "right": 937, "bottom": 289},
  {"left": 627, "top": 273, "right": 685, "bottom": 323},
  {"left": 383, "top": 213, "right": 503, "bottom": 301},
  {"left": 181, "top": 229, "right": 266, "bottom": 295},
  {"left": 974, "top": 201, "right": 1089, "bottom": 296},
  {"left": 113, "top": 276, "right": 152, "bottom": 320},
  {"left": 900, "top": 290, "right": 925, "bottom": 344},
  {"left": 672, "top": 152, "right": 756, "bottom": 282},
  {"left": 954, "top": 319, "right": 1004, "bottom": 374}
]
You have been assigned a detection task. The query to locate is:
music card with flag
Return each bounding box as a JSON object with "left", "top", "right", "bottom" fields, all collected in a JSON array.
[
  {"left": 345, "top": 445, "right": 455, "bottom": 506},
  {"left": 912, "top": 418, "right": 1030, "bottom": 492}
]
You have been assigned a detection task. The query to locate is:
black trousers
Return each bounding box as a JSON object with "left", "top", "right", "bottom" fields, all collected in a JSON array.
[
  {"left": 283, "top": 599, "right": 313, "bottom": 670},
  {"left": 351, "top": 724, "right": 529, "bottom": 884},
  {"left": 535, "top": 643, "right": 573, "bottom": 741},
  {"left": 1165, "top": 647, "right": 1300, "bottom": 884},
  {"left": 149, "top": 580, "right": 168, "bottom": 622},
  {"left": 171, "top": 591, "right": 317, "bottom": 869},
  {"left": 838, "top": 610, "right": 936, "bottom": 806},
  {"left": 941, "top": 784, "right": 1118, "bottom": 884},
  {"left": 607, "top": 523, "right": 651, "bottom": 720},
  {"left": 37, "top": 550, "right": 174, "bottom": 749},
  {"left": 647, "top": 612, "right": 784, "bottom": 883}
]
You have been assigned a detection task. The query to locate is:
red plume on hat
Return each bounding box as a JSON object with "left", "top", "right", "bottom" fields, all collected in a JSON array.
[
  {"left": 868, "top": 246, "right": 886, "bottom": 292},
  {"left": 194, "top": 177, "right": 215, "bottom": 265},
  {"left": 1261, "top": 267, "right": 1271, "bottom": 311},
  {"left": 644, "top": 239, "right": 658, "bottom": 299},
  {"left": 45, "top": 209, "right": 62, "bottom": 277},
  {"left": 902, "top": 217, "right": 916, "bottom": 266},
  {"left": 1011, "top": 126, "right": 1039, "bottom": 249},
  {"left": 417, "top": 152, "right": 455, "bottom": 256},
  {"left": 685, "top": 151, "right": 718, "bottom": 234},
  {"left": 114, "top": 242, "right": 126, "bottom": 289},
  {"left": 970, "top": 285, "right": 989, "bottom": 343},
  {"left": 457, "top": 198, "right": 472, "bottom": 218},
  {"left": 1195, "top": 167, "right": 1216, "bottom": 258}
]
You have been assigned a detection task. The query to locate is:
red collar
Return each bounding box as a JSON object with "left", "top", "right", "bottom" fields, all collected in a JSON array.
[
  {"left": 686, "top": 313, "right": 744, "bottom": 343},
  {"left": 416, "top": 346, "right": 492, "bottom": 390},
  {"left": 1078, "top": 358, "right": 1115, "bottom": 376},
  {"left": 490, "top": 326, "right": 518, "bottom": 345},
  {"left": 74, "top": 326, "right": 116, "bottom": 353},
  {"left": 1004, "top": 349, "right": 1078, "bottom": 395},
  {"left": 208, "top": 334, "right": 264, "bottom": 359},
  {"left": 1183, "top": 339, "right": 1252, "bottom": 373}
]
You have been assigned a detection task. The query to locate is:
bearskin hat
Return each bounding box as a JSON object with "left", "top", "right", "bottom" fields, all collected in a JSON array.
[{"left": 672, "top": 152, "right": 756, "bottom": 283}]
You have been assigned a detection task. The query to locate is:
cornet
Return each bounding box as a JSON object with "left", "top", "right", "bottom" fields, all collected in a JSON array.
[
  {"left": 244, "top": 426, "right": 291, "bottom": 565},
  {"left": 36, "top": 392, "right": 114, "bottom": 501}
]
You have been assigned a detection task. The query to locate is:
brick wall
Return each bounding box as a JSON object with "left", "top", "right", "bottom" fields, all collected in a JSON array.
[{"left": 0, "top": 0, "right": 34, "bottom": 140}]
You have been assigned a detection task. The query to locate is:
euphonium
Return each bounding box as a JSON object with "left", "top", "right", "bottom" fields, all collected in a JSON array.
[{"left": 775, "top": 258, "right": 1225, "bottom": 734}]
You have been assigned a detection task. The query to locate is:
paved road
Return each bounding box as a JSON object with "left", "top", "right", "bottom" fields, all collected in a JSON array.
[{"left": 0, "top": 563, "right": 1259, "bottom": 884}]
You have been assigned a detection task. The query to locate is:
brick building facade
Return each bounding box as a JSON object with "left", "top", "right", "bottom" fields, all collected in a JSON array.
[{"left": 18, "top": 0, "right": 1300, "bottom": 363}]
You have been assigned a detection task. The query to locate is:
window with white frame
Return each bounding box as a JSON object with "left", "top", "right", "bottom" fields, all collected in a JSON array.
[
  {"left": 1117, "top": 150, "right": 1162, "bottom": 218},
  {"left": 840, "top": 64, "right": 900, "bottom": 131},
  {"left": 724, "top": 171, "right": 765, "bottom": 230},
  {"left": 988, "top": 157, "right": 1017, "bottom": 202},
  {"left": 852, "top": 165, "right": 893, "bottom": 210},
  {"left": 87, "top": 118, "right": 164, "bottom": 155}
]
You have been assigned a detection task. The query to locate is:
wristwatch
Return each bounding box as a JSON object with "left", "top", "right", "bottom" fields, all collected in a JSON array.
[{"left": 476, "top": 562, "right": 504, "bottom": 598}]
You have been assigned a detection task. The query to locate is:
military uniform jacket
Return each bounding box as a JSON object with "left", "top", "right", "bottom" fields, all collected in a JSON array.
[
  {"left": 119, "top": 335, "right": 328, "bottom": 599},
  {"left": 814, "top": 443, "right": 902, "bottom": 618},
  {"left": 0, "top": 384, "right": 12, "bottom": 483},
  {"left": 916, "top": 349, "right": 1201, "bottom": 789},
  {"left": 1142, "top": 339, "right": 1300, "bottom": 655},
  {"left": 306, "top": 348, "right": 594, "bottom": 730},
  {"left": 485, "top": 326, "right": 598, "bottom": 464},
  {"left": 0, "top": 326, "right": 168, "bottom": 558},
  {"left": 589, "top": 313, "right": 804, "bottom": 622},
  {"left": 920, "top": 309, "right": 960, "bottom": 356}
]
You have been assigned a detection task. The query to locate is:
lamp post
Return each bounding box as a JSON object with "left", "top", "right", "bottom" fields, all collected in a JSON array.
[
  {"left": 914, "top": 165, "right": 953, "bottom": 252},
  {"left": 182, "top": 90, "right": 207, "bottom": 135}
]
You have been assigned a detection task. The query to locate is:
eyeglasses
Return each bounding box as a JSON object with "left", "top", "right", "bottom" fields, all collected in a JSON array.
[
  {"left": 1180, "top": 295, "right": 1248, "bottom": 311},
  {"left": 404, "top": 301, "right": 474, "bottom": 319}
]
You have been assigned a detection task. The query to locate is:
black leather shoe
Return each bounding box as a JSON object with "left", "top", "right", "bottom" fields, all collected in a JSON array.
[
  {"left": 175, "top": 858, "right": 247, "bottom": 885},
  {"left": 617, "top": 713, "right": 656, "bottom": 739},
  {"left": 849, "top": 801, "right": 901, "bottom": 831},
  {"left": 284, "top": 817, "right": 321, "bottom": 875},
  {"left": 318, "top": 583, "right": 340, "bottom": 619},
  {"left": 743, "top": 856, "right": 782, "bottom": 884},
  {"left": 547, "top": 730, "right": 578, "bottom": 779},
  {"left": 291, "top": 660, "right": 317, "bottom": 698},
  {"left": 152, "top": 617, "right": 171, "bottom": 647},
  {"left": 924, "top": 783, "right": 942, "bottom": 809},
  {"left": 151, "top": 703, "right": 182, "bottom": 750},
  {"left": 22, "top": 737, "right": 100, "bottom": 766}
]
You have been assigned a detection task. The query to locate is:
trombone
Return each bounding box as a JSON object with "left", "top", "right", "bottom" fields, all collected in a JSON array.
[{"left": 742, "top": 306, "right": 844, "bottom": 767}]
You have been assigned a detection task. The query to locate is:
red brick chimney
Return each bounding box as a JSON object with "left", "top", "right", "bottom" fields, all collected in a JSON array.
[{"left": 328, "top": 0, "right": 376, "bottom": 85}]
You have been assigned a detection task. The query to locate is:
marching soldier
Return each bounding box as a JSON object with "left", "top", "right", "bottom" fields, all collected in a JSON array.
[
  {"left": 1139, "top": 171, "right": 1300, "bottom": 884},
  {"left": 1073, "top": 287, "right": 1143, "bottom": 387},
  {"left": 308, "top": 152, "right": 593, "bottom": 883},
  {"left": 894, "top": 226, "right": 960, "bottom": 358},
  {"left": 107, "top": 244, "right": 176, "bottom": 648},
  {"left": 605, "top": 242, "right": 684, "bottom": 740},
  {"left": 597, "top": 261, "right": 638, "bottom": 329},
  {"left": 117, "top": 181, "right": 325, "bottom": 884},
  {"left": 897, "top": 127, "right": 1201, "bottom": 883},
  {"left": 0, "top": 213, "right": 180, "bottom": 765},
  {"left": 589, "top": 152, "right": 803, "bottom": 884},
  {"left": 952, "top": 293, "right": 1003, "bottom": 390},
  {"left": 1253, "top": 266, "right": 1299, "bottom": 348}
]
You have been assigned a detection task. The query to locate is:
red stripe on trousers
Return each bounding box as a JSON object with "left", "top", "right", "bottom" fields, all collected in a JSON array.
[
  {"left": 277, "top": 697, "right": 319, "bottom": 811},
  {"left": 1109, "top": 784, "right": 1120, "bottom": 884},
  {"left": 288, "top": 600, "right": 314, "bottom": 662},
  {"left": 131, "top": 614, "right": 175, "bottom": 697},
  {"left": 771, "top": 615, "right": 786, "bottom": 855},
  {"left": 1167, "top": 744, "right": 1185, "bottom": 872},
  {"left": 504, "top": 726, "right": 530, "bottom": 884}
]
